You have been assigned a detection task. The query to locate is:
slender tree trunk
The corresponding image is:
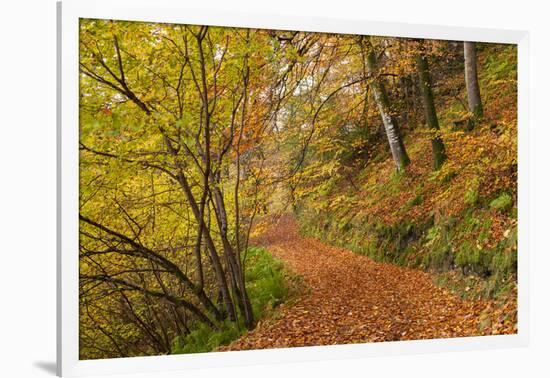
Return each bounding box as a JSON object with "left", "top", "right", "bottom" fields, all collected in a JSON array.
[
  {"left": 211, "top": 185, "right": 255, "bottom": 329},
  {"left": 365, "top": 47, "right": 410, "bottom": 171},
  {"left": 232, "top": 50, "right": 256, "bottom": 329},
  {"left": 464, "top": 41, "right": 483, "bottom": 125},
  {"left": 415, "top": 54, "right": 447, "bottom": 170}
]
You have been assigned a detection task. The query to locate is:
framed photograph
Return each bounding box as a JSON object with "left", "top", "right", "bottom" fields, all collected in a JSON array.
[{"left": 57, "top": 0, "right": 529, "bottom": 376}]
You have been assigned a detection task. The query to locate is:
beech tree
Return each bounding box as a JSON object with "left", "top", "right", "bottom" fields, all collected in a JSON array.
[
  {"left": 79, "top": 22, "right": 274, "bottom": 357},
  {"left": 363, "top": 39, "right": 410, "bottom": 171},
  {"left": 415, "top": 49, "right": 446, "bottom": 170},
  {"left": 464, "top": 41, "right": 483, "bottom": 125}
]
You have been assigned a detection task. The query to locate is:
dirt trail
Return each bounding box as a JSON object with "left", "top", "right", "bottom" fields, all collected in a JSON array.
[{"left": 225, "top": 215, "right": 489, "bottom": 350}]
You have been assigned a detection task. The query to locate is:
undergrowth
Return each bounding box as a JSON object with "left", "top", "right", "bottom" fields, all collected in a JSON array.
[{"left": 171, "top": 247, "right": 297, "bottom": 354}]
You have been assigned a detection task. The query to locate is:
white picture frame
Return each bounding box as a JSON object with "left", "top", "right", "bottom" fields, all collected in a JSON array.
[{"left": 57, "top": 0, "right": 530, "bottom": 376}]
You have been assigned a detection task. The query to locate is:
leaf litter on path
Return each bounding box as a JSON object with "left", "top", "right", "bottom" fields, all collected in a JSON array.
[{"left": 222, "top": 215, "right": 514, "bottom": 351}]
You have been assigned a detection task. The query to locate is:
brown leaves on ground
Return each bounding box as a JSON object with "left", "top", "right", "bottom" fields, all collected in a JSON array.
[{"left": 223, "top": 215, "right": 514, "bottom": 351}]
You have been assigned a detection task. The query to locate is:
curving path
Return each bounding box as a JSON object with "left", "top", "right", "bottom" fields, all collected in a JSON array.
[{"left": 225, "top": 215, "right": 488, "bottom": 350}]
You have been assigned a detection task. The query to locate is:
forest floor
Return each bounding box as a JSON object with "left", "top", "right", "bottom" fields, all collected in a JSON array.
[{"left": 224, "top": 215, "right": 497, "bottom": 351}]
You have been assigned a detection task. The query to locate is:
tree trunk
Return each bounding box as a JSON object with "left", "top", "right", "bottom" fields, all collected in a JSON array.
[
  {"left": 464, "top": 41, "right": 483, "bottom": 125},
  {"left": 211, "top": 185, "right": 255, "bottom": 329},
  {"left": 415, "top": 54, "right": 446, "bottom": 170},
  {"left": 365, "top": 48, "right": 411, "bottom": 171}
]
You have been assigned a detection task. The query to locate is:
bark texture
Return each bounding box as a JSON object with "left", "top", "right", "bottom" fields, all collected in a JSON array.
[
  {"left": 416, "top": 54, "right": 446, "bottom": 170},
  {"left": 365, "top": 49, "right": 410, "bottom": 171},
  {"left": 464, "top": 41, "right": 483, "bottom": 124}
]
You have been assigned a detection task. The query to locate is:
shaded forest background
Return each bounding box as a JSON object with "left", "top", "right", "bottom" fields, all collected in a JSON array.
[{"left": 78, "top": 19, "right": 517, "bottom": 359}]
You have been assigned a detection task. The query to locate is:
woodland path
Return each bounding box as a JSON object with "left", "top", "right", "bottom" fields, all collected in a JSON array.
[{"left": 225, "top": 215, "right": 488, "bottom": 350}]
